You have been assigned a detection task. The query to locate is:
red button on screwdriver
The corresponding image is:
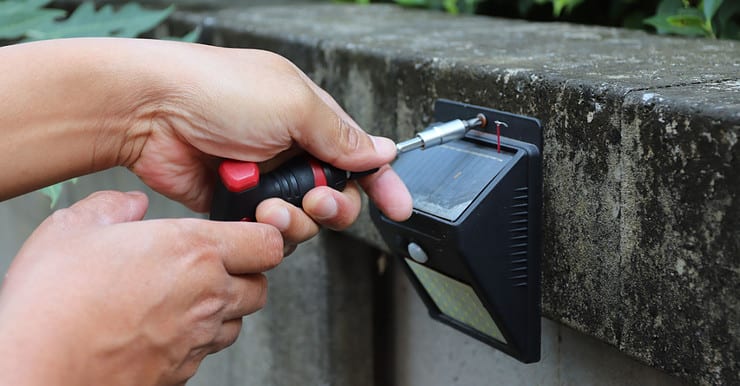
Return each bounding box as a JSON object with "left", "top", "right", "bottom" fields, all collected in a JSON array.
[{"left": 218, "top": 160, "right": 260, "bottom": 192}]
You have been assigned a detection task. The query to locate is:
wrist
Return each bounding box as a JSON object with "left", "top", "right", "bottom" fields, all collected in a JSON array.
[
  {"left": 0, "top": 40, "right": 134, "bottom": 198},
  {"left": 0, "top": 38, "right": 185, "bottom": 199},
  {"left": 109, "top": 39, "right": 202, "bottom": 170}
]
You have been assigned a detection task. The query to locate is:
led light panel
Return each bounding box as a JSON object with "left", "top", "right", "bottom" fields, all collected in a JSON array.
[{"left": 406, "top": 259, "right": 506, "bottom": 343}]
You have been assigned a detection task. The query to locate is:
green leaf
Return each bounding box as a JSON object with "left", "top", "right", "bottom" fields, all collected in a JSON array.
[
  {"left": 644, "top": 13, "right": 708, "bottom": 36},
  {"left": 644, "top": 0, "right": 713, "bottom": 36},
  {"left": 394, "top": 0, "right": 430, "bottom": 7},
  {"left": 443, "top": 0, "right": 459, "bottom": 14},
  {"left": 0, "top": 0, "right": 65, "bottom": 40},
  {"left": 0, "top": 0, "right": 52, "bottom": 17},
  {"left": 553, "top": 0, "right": 584, "bottom": 16},
  {"left": 702, "top": 0, "right": 723, "bottom": 21},
  {"left": 39, "top": 178, "right": 78, "bottom": 209},
  {"left": 161, "top": 26, "right": 201, "bottom": 42},
  {"left": 22, "top": 2, "right": 175, "bottom": 41},
  {"left": 667, "top": 13, "right": 705, "bottom": 28},
  {"left": 110, "top": 3, "right": 174, "bottom": 38}
]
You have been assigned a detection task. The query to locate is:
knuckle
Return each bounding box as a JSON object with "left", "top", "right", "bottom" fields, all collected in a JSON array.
[
  {"left": 48, "top": 207, "right": 75, "bottom": 226},
  {"left": 165, "top": 219, "right": 195, "bottom": 242},
  {"left": 260, "top": 56, "right": 316, "bottom": 122},
  {"left": 336, "top": 117, "right": 363, "bottom": 154},
  {"left": 216, "top": 319, "right": 243, "bottom": 349},
  {"left": 166, "top": 219, "right": 217, "bottom": 264},
  {"left": 257, "top": 50, "right": 294, "bottom": 70},
  {"left": 258, "top": 51, "right": 310, "bottom": 92},
  {"left": 258, "top": 225, "right": 284, "bottom": 269}
]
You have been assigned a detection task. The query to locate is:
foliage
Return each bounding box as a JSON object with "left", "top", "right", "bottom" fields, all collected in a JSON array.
[
  {"left": 518, "top": 0, "right": 584, "bottom": 17},
  {"left": 40, "top": 178, "right": 78, "bottom": 209},
  {"left": 1, "top": 1, "right": 198, "bottom": 207},
  {"left": 644, "top": 0, "right": 739, "bottom": 39},
  {"left": 336, "top": 0, "right": 481, "bottom": 14},
  {"left": 393, "top": 0, "right": 481, "bottom": 14},
  {"left": 336, "top": 0, "right": 739, "bottom": 39},
  {"left": 0, "top": 1, "right": 199, "bottom": 43}
]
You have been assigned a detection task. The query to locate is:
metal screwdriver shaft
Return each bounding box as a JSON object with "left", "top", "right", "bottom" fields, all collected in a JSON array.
[{"left": 395, "top": 114, "right": 487, "bottom": 155}]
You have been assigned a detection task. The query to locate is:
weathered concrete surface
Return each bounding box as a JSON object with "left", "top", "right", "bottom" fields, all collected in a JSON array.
[{"left": 169, "top": 5, "right": 739, "bottom": 384}]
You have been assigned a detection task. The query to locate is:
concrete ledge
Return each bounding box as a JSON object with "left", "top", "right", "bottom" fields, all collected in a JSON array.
[{"left": 169, "top": 5, "right": 738, "bottom": 384}]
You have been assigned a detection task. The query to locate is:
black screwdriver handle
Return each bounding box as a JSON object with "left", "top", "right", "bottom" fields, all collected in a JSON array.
[{"left": 210, "top": 156, "right": 351, "bottom": 221}]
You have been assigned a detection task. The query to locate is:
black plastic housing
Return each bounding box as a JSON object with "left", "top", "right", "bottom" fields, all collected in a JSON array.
[{"left": 370, "top": 99, "right": 542, "bottom": 363}]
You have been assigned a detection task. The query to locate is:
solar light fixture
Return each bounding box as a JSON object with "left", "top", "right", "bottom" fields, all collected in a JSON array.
[{"left": 370, "top": 99, "right": 543, "bottom": 363}]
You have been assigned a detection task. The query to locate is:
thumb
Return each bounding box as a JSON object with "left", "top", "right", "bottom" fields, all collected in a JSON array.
[
  {"left": 291, "top": 85, "right": 397, "bottom": 172},
  {"left": 46, "top": 191, "right": 149, "bottom": 230}
]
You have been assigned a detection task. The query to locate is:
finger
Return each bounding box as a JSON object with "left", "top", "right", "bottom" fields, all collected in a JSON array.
[
  {"left": 44, "top": 190, "right": 149, "bottom": 231},
  {"left": 283, "top": 243, "right": 298, "bottom": 257},
  {"left": 209, "top": 318, "right": 243, "bottom": 354},
  {"left": 302, "top": 183, "right": 362, "bottom": 231},
  {"left": 223, "top": 274, "right": 269, "bottom": 320},
  {"left": 255, "top": 198, "right": 320, "bottom": 245},
  {"left": 358, "top": 165, "right": 413, "bottom": 222},
  {"left": 191, "top": 220, "right": 284, "bottom": 274}
]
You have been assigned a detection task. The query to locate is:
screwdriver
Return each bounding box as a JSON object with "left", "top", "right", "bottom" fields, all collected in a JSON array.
[{"left": 209, "top": 114, "right": 486, "bottom": 222}]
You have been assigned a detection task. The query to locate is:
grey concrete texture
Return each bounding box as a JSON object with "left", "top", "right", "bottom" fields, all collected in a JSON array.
[
  {"left": 0, "top": 169, "right": 375, "bottom": 386},
  {"left": 169, "top": 4, "right": 739, "bottom": 384}
]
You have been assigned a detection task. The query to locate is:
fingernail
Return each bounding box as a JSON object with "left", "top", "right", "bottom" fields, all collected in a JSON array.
[
  {"left": 313, "top": 195, "right": 338, "bottom": 220},
  {"left": 371, "top": 136, "right": 397, "bottom": 159},
  {"left": 269, "top": 206, "right": 291, "bottom": 231}
]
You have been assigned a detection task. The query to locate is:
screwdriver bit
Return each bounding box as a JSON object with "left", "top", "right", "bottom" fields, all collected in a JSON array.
[{"left": 395, "top": 114, "right": 487, "bottom": 155}]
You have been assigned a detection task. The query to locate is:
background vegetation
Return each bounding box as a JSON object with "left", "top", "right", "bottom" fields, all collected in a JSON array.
[
  {"left": 0, "top": 0, "right": 198, "bottom": 43},
  {"left": 342, "top": 0, "right": 740, "bottom": 40}
]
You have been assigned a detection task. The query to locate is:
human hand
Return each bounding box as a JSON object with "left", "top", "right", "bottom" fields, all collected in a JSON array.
[
  {"left": 114, "top": 40, "right": 411, "bottom": 251},
  {"left": 0, "top": 191, "right": 282, "bottom": 386}
]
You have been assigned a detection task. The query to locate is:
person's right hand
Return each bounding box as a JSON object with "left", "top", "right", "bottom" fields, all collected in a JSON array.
[{"left": 0, "top": 190, "right": 283, "bottom": 386}]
